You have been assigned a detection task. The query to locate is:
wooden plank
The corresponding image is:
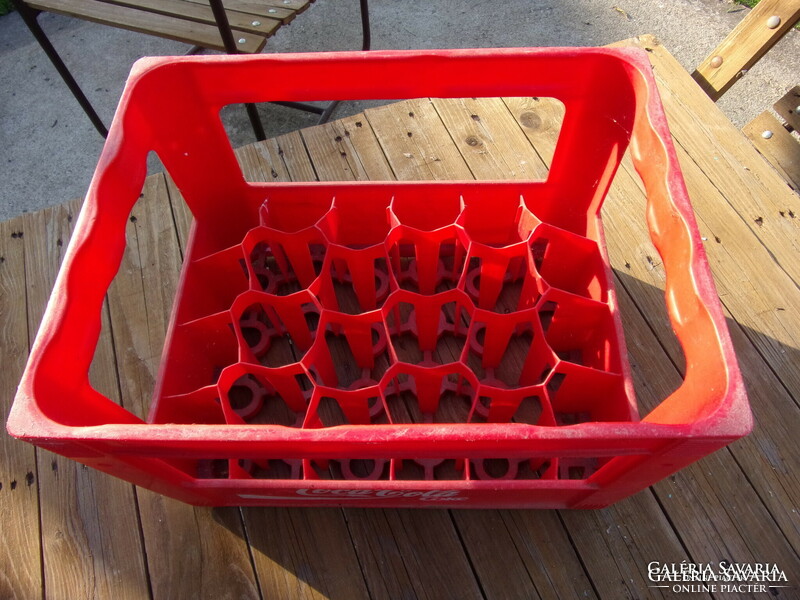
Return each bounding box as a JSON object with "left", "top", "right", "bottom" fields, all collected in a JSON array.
[
  {"left": 20, "top": 200, "right": 151, "bottom": 600},
  {"left": 106, "top": 176, "right": 182, "bottom": 422},
  {"left": 253, "top": 0, "right": 310, "bottom": 11},
  {"left": 301, "top": 113, "right": 395, "bottom": 182},
  {"left": 612, "top": 265, "right": 794, "bottom": 591},
  {"left": 104, "top": 174, "right": 261, "bottom": 599},
  {"left": 235, "top": 130, "right": 318, "bottom": 181},
  {"left": 431, "top": 97, "right": 550, "bottom": 181},
  {"left": 743, "top": 111, "right": 800, "bottom": 191},
  {"left": 453, "top": 510, "right": 587, "bottom": 600},
  {"left": 242, "top": 508, "right": 369, "bottom": 600},
  {"left": 97, "top": 0, "right": 281, "bottom": 36},
  {"left": 773, "top": 84, "right": 800, "bottom": 131},
  {"left": 692, "top": 0, "right": 800, "bottom": 100},
  {"left": 617, "top": 274, "right": 800, "bottom": 577},
  {"left": 659, "top": 100, "right": 800, "bottom": 396},
  {"left": 26, "top": 0, "right": 267, "bottom": 53},
  {"left": 381, "top": 510, "right": 485, "bottom": 600},
  {"left": 559, "top": 495, "right": 691, "bottom": 600},
  {"left": 0, "top": 216, "right": 43, "bottom": 600},
  {"left": 624, "top": 36, "right": 800, "bottom": 262},
  {"left": 340, "top": 509, "right": 438, "bottom": 600},
  {"left": 365, "top": 98, "right": 474, "bottom": 182},
  {"left": 235, "top": 130, "right": 319, "bottom": 184},
  {"left": 201, "top": 0, "right": 312, "bottom": 12},
  {"left": 499, "top": 511, "right": 597, "bottom": 599},
  {"left": 634, "top": 300, "right": 800, "bottom": 579}
]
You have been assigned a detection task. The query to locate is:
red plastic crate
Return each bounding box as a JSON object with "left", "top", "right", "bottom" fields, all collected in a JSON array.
[{"left": 8, "top": 48, "right": 751, "bottom": 508}]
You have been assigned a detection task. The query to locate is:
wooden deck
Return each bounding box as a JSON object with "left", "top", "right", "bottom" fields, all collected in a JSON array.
[{"left": 2, "top": 35, "right": 799, "bottom": 599}]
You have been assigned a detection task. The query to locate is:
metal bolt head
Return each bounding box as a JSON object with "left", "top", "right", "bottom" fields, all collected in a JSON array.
[
  {"left": 766, "top": 15, "right": 781, "bottom": 29},
  {"left": 252, "top": 20, "right": 261, "bottom": 26},
  {"left": 710, "top": 55, "right": 723, "bottom": 68},
  {"left": 795, "top": 105, "right": 800, "bottom": 114},
  {"left": 238, "top": 38, "right": 247, "bottom": 44},
  {"left": 761, "top": 130, "right": 774, "bottom": 139}
]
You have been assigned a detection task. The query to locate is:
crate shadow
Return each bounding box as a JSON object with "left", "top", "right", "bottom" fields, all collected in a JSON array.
[{"left": 208, "top": 269, "right": 795, "bottom": 598}]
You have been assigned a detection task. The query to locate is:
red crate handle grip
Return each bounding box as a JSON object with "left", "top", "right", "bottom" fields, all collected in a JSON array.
[
  {"left": 628, "top": 78, "right": 747, "bottom": 427},
  {"left": 16, "top": 48, "right": 747, "bottom": 437}
]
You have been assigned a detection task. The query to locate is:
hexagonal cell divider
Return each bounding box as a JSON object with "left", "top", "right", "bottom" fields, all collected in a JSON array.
[
  {"left": 460, "top": 249, "right": 545, "bottom": 313},
  {"left": 259, "top": 193, "right": 333, "bottom": 234},
  {"left": 466, "top": 307, "right": 557, "bottom": 389},
  {"left": 315, "top": 249, "right": 396, "bottom": 314},
  {"left": 529, "top": 223, "right": 608, "bottom": 302},
  {"left": 387, "top": 191, "right": 465, "bottom": 294},
  {"left": 243, "top": 229, "right": 325, "bottom": 295},
  {"left": 537, "top": 288, "right": 622, "bottom": 373},
  {"left": 217, "top": 363, "right": 311, "bottom": 427},
  {"left": 303, "top": 310, "right": 392, "bottom": 390},
  {"left": 383, "top": 289, "right": 473, "bottom": 367},
  {"left": 381, "top": 363, "right": 479, "bottom": 424},
  {"left": 457, "top": 192, "right": 539, "bottom": 248},
  {"left": 230, "top": 289, "right": 321, "bottom": 367},
  {"left": 545, "top": 361, "right": 634, "bottom": 424},
  {"left": 472, "top": 385, "right": 556, "bottom": 425},
  {"left": 151, "top": 386, "right": 226, "bottom": 425},
  {"left": 304, "top": 384, "right": 389, "bottom": 428}
]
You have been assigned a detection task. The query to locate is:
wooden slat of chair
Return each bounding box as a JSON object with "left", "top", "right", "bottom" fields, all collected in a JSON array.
[
  {"left": 742, "top": 103, "right": 800, "bottom": 192},
  {"left": 96, "top": 0, "right": 283, "bottom": 37},
  {"left": 25, "top": 0, "right": 269, "bottom": 53},
  {"left": 183, "top": 0, "right": 299, "bottom": 23},
  {"left": 692, "top": 0, "right": 800, "bottom": 101}
]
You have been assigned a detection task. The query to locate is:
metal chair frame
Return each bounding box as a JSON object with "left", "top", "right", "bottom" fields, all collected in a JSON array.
[{"left": 12, "top": 0, "right": 371, "bottom": 140}]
